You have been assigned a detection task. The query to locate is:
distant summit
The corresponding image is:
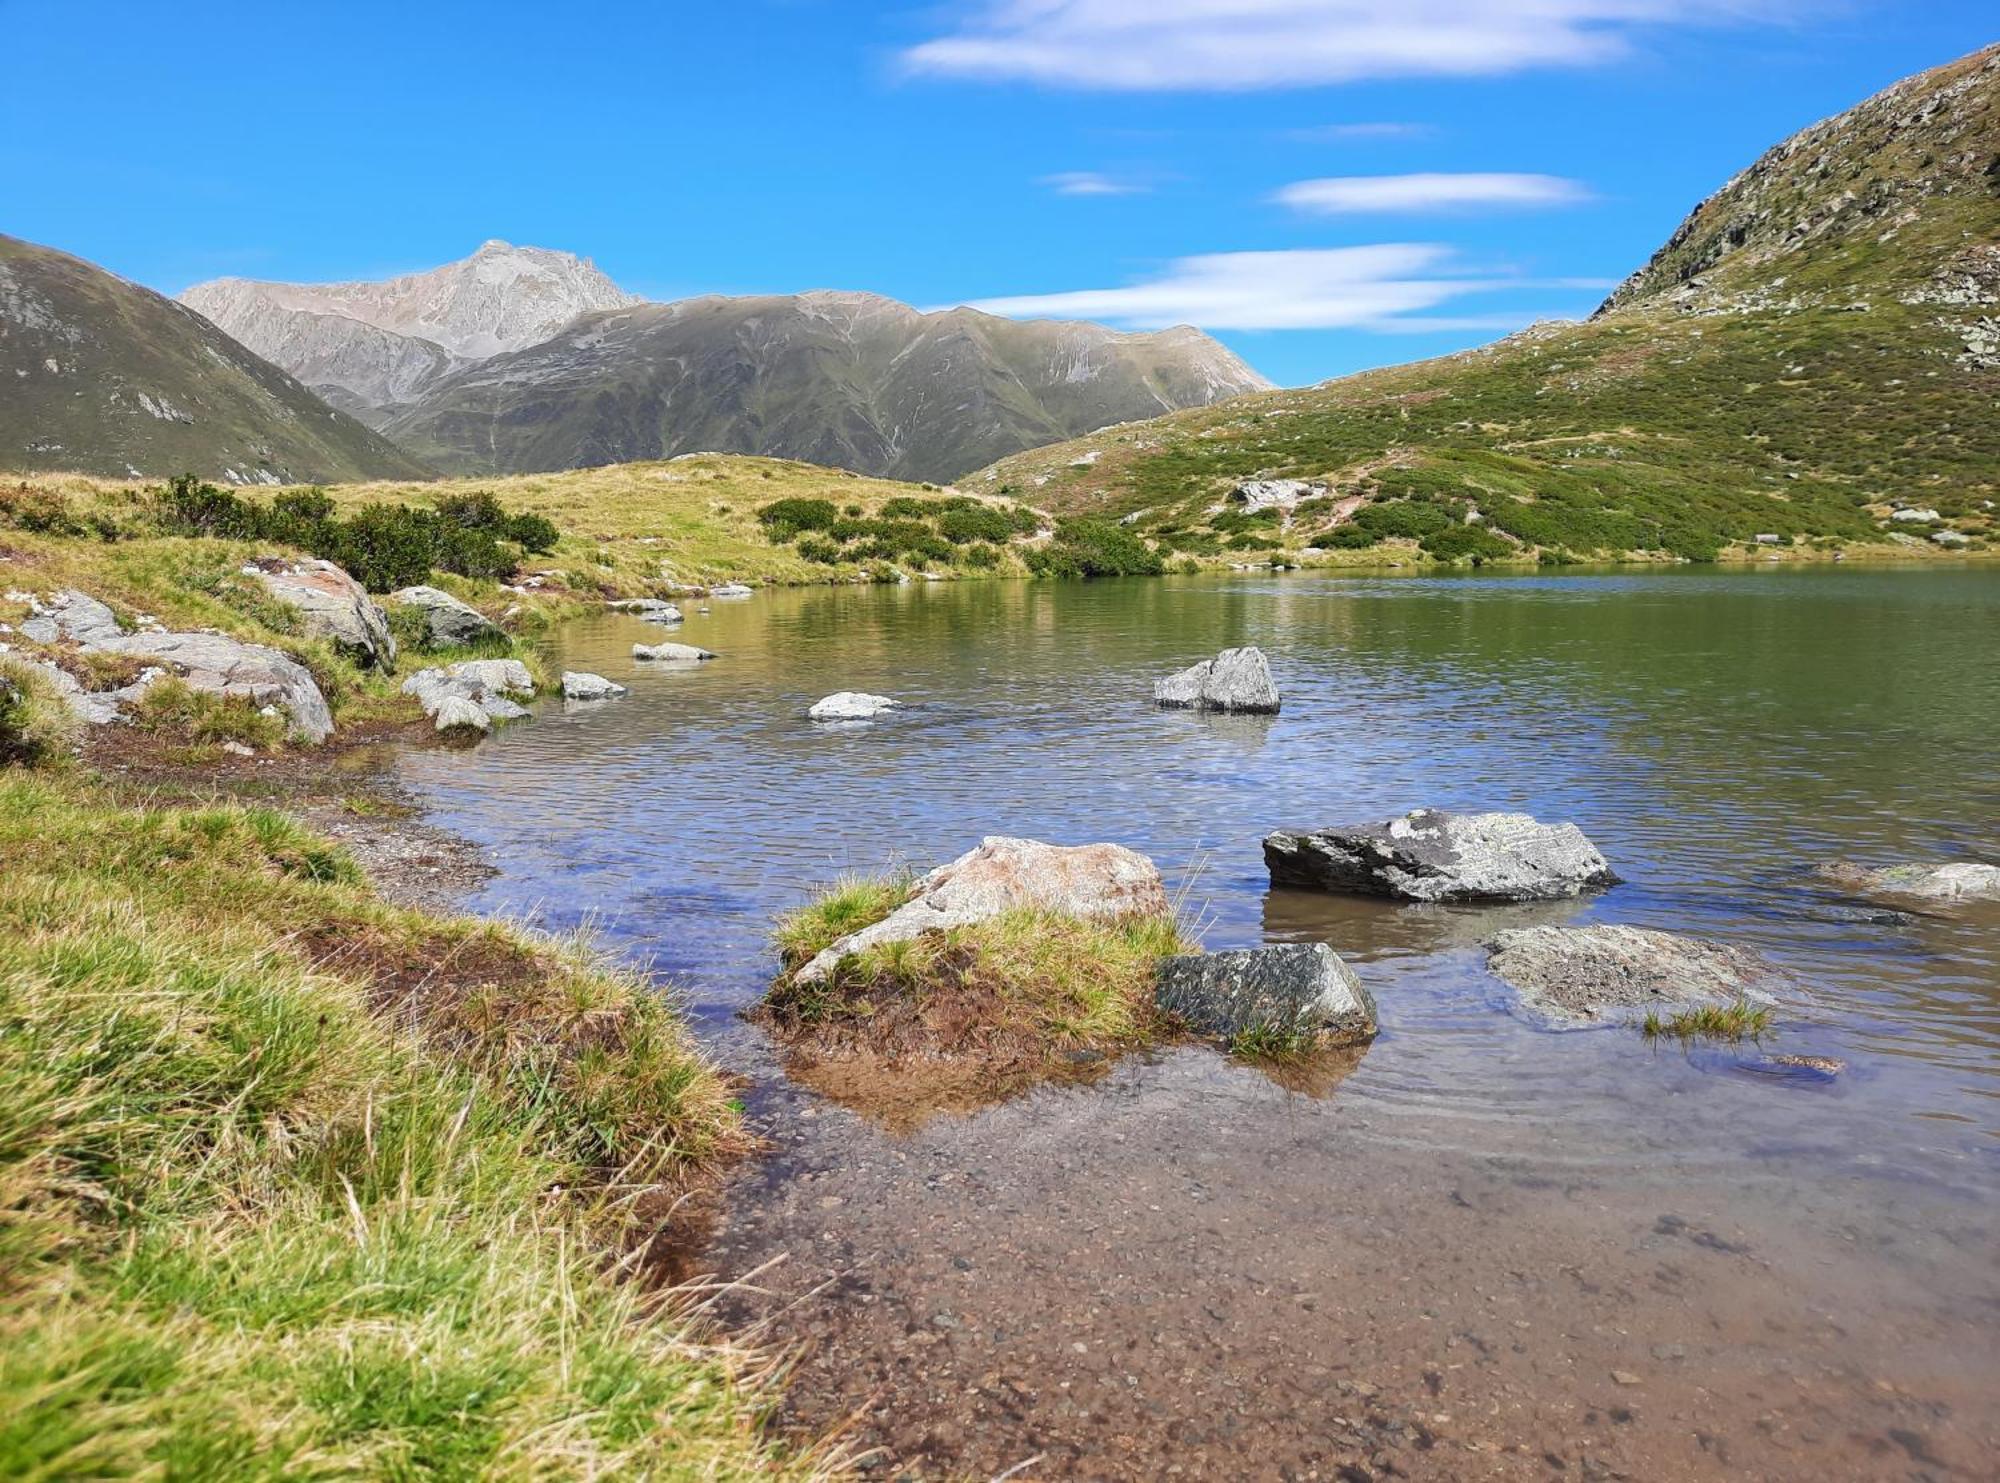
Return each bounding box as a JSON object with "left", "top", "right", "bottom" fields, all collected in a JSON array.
[
  {"left": 181, "top": 241, "right": 639, "bottom": 417},
  {"left": 183, "top": 247, "right": 1272, "bottom": 483}
]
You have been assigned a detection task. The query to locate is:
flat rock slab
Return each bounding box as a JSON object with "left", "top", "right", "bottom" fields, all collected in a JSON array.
[
  {"left": 1486, "top": 924, "right": 1789, "bottom": 1030},
  {"left": 810, "top": 691, "right": 899, "bottom": 720},
  {"left": 794, "top": 835, "right": 1168, "bottom": 985},
  {"left": 1155, "top": 646, "right": 1280, "bottom": 714},
  {"left": 387, "top": 585, "right": 503, "bottom": 647},
  {"left": 1266, "top": 809, "right": 1618, "bottom": 902},
  {"left": 20, "top": 589, "right": 124, "bottom": 646},
  {"left": 95, "top": 631, "right": 335, "bottom": 743},
  {"left": 634, "top": 642, "right": 716, "bottom": 662},
  {"left": 1817, "top": 860, "right": 2000, "bottom": 904},
  {"left": 1155, "top": 943, "right": 1377, "bottom": 1046}
]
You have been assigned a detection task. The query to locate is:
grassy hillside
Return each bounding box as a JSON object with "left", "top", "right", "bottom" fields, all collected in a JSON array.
[
  {"left": 0, "top": 235, "right": 431, "bottom": 486},
  {"left": 965, "top": 46, "right": 2000, "bottom": 569}
]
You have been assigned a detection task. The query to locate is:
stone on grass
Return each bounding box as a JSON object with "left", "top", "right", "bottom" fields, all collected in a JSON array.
[
  {"left": 387, "top": 585, "right": 503, "bottom": 647},
  {"left": 1155, "top": 942, "right": 1376, "bottom": 1046},
  {"left": 1817, "top": 860, "right": 2000, "bottom": 903},
  {"left": 809, "top": 691, "right": 899, "bottom": 721},
  {"left": 1485, "top": 924, "right": 1788, "bottom": 1030},
  {"left": 634, "top": 641, "right": 716, "bottom": 662},
  {"left": 92, "top": 631, "right": 334, "bottom": 743},
  {"left": 19, "top": 590, "right": 124, "bottom": 646},
  {"left": 561, "top": 671, "right": 627, "bottom": 701},
  {"left": 792, "top": 835, "right": 1169, "bottom": 985},
  {"left": 432, "top": 696, "right": 492, "bottom": 735},
  {"left": 1154, "top": 646, "right": 1280, "bottom": 714},
  {"left": 244, "top": 558, "right": 395, "bottom": 668},
  {"left": 1266, "top": 809, "right": 1617, "bottom": 903}
]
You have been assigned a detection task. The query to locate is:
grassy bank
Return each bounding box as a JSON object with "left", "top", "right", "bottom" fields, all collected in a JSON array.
[{"left": 0, "top": 764, "right": 809, "bottom": 1477}]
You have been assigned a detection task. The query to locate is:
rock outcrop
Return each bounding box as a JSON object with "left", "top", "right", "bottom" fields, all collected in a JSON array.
[
  {"left": 1485, "top": 925, "right": 1789, "bottom": 1029},
  {"left": 1266, "top": 810, "right": 1618, "bottom": 902},
  {"left": 1817, "top": 860, "right": 2000, "bottom": 903},
  {"left": 1154, "top": 647, "right": 1280, "bottom": 714},
  {"left": 387, "top": 585, "right": 503, "bottom": 648},
  {"left": 791, "top": 836, "right": 1169, "bottom": 985},
  {"left": 809, "top": 691, "right": 898, "bottom": 721},
  {"left": 1155, "top": 942, "right": 1376, "bottom": 1046},
  {"left": 244, "top": 558, "right": 395, "bottom": 668}
]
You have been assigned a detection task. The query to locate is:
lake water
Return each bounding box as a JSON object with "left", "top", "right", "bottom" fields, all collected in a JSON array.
[{"left": 396, "top": 569, "right": 2000, "bottom": 1479}]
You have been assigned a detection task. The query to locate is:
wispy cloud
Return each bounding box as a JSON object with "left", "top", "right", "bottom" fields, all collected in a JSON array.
[
  {"left": 954, "top": 244, "right": 1552, "bottom": 331},
  {"left": 1286, "top": 122, "right": 1434, "bottom": 142},
  {"left": 1040, "top": 171, "right": 1151, "bottom": 196},
  {"left": 902, "top": 1, "right": 1793, "bottom": 91},
  {"left": 1276, "top": 172, "right": 1592, "bottom": 214}
]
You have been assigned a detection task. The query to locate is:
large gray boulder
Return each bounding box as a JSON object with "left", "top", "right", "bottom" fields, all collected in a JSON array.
[
  {"left": 1817, "top": 860, "right": 2000, "bottom": 904},
  {"left": 792, "top": 835, "right": 1169, "bottom": 985},
  {"left": 1155, "top": 943, "right": 1376, "bottom": 1047},
  {"left": 1155, "top": 646, "right": 1280, "bottom": 713},
  {"left": 432, "top": 696, "right": 492, "bottom": 735},
  {"left": 1266, "top": 809, "right": 1618, "bottom": 902},
  {"left": 1486, "top": 925, "right": 1788, "bottom": 1030},
  {"left": 91, "top": 631, "right": 334, "bottom": 743},
  {"left": 245, "top": 558, "right": 395, "bottom": 669},
  {"left": 387, "top": 585, "right": 503, "bottom": 647},
  {"left": 633, "top": 641, "right": 716, "bottom": 662}
]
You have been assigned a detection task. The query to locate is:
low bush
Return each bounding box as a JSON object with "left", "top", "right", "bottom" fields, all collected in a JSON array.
[
  {"left": 755, "top": 496, "right": 840, "bottom": 539},
  {"left": 1024, "top": 518, "right": 1164, "bottom": 578}
]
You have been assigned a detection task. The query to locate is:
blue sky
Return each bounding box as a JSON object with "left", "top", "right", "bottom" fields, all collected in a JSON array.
[{"left": 3, "top": 1, "right": 1993, "bottom": 386}]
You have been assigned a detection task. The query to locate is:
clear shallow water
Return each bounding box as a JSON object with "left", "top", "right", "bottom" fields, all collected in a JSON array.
[{"left": 397, "top": 569, "right": 2000, "bottom": 1477}]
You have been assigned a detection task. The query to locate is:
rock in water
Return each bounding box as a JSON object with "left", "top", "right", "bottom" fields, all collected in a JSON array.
[
  {"left": 633, "top": 642, "right": 716, "bottom": 662},
  {"left": 1154, "top": 646, "right": 1280, "bottom": 713},
  {"left": 386, "top": 585, "right": 503, "bottom": 647},
  {"left": 1155, "top": 943, "right": 1376, "bottom": 1046},
  {"left": 1817, "top": 860, "right": 2000, "bottom": 903},
  {"left": 1485, "top": 925, "right": 1788, "bottom": 1029},
  {"left": 607, "top": 598, "right": 683, "bottom": 624},
  {"left": 1265, "top": 809, "right": 1618, "bottom": 902},
  {"left": 432, "top": 696, "right": 491, "bottom": 735},
  {"left": 792, "top": 835, "right": 1169, "bottom": 984},
  {"left": 244, "top": 558, "right": 395, "bottom": 668},
  {"left": 809, "top": 691, "right": 899, "bottom": 720},
  {"left": 402, "top": 660, "right": 534, "bottom": 724},
  {"left": 710, "top": 583, "right": 754, "bottom": 598},
  {"left": 560, "top": 671, "right": 627, "bottom": 701}
]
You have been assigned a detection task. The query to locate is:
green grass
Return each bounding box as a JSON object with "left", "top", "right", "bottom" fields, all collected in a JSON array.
[
  {"left": 1640, "top": 1002, "right": 1775, "bottom": 1044},
  {"left": 0, "top": 769, "right": 798, "bottom": 1478},
  {"left": 771, "top": 872, "right": 913, "bottom": 973},
  {"left": 1225, "top": 1023, "right": 1325, "bottom": 1062},
  {"left": 0, "top": 657, "right": 80, "bottom": 767}
]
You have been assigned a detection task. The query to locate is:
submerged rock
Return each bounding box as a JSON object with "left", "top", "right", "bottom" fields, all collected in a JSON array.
[
  {"left": 245, "top": 558, "right": 395, "bottom": 668},
  {"left": 633, "top": 641, "right": 716, "bottom": 662},
  {"left": 607, "top": 598, "right": 683, "bottom": 623},
  {"left": 1817, "top": 860, "right": 2000, "bottom": 904},
  {"left": 792, "top": 835, "right": 1169, "bottom": 984},
  {"left": 1266, "top": 809, "right": 1618, "bottom": 903},
  {"left": 387, "top": 585, "right": 502, "bottom": 647},
  {"left": 810, "top": 691, "right": 899, "bottom": 721},
  {"left": 1155, "top": 942, "right": 1377, "bottom": 1046},
  {"left": 1154, "top": 646, "right": 1280, "bottom": 714},
  {"left": 1485, "top": 924, "right": 1788, "bottom": 1030},
  {"left": 560, "top": 671, "right": 627, "bottom": 701},
  {"left": 710, "top": 583, "right": 754, "bottom": 598}
]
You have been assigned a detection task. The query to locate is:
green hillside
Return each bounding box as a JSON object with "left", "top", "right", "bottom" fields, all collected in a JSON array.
[{"left": 966, "top": 45, "right": 2000, "bottom": 566}]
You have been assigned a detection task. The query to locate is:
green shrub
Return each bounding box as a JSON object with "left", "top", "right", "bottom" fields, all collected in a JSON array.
[
  {"left": 1420, "top": 524, "right": 1515, "bottom": 563},
  {"left": 937, "top": 505, "right": 1017, "bottom": 544},
  {"left": 1025, "top": 518, "right": 1164, "bottom": 578},
  {"left": 795, "top": 535, "right": 843, "bottom": 564},
  {"left": 959, "top": 541, "right": 1001, "bottom": 569},
  {"left": 755, "top": 497, "right": 839, "bottom": 539}
]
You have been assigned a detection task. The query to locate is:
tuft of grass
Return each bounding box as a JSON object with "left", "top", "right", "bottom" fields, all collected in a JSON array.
[
  {"left": 1641, "top": 1002, "right": 1775, "bottom": 1044},
  {"left": 1226, "top": 1023, "right": 1324, "bottom": 1063},
  {"left": 0, "top": 657, "right": 81, "bottom": 767},
  {"left": 129, "top": 676, "right": 290, "bottom": 749},
  {"left": 771, "top": 871, "right": 911, "bottom": 971},
  {"left": 0, "top": 770, "right": 793, "bottom": 1478}
]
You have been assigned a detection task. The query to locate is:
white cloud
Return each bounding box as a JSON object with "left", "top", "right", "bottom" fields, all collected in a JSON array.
[
  {"left": 1286, "top": 121, "right": 1433, "bottom": 141},
  {"left": 902, "top": 1, "right": 1790, "bottom": 91},
  {"left": 1040, "top": 171, "right": 1150, "bottom": 196},
  {"left": 1276, "top": 172, "right": 1591, "bottom": 214},
  {"left": 954, "top": 244, "right": 1526, "bottom": 330}
]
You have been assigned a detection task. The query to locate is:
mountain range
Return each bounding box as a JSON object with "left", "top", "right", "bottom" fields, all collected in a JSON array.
[
  {"left": 178, "top": 245, "right": 1270, "bottom": 484},
  {"left": 967, "top": 43, "right": 1998, "bottom": 561}
]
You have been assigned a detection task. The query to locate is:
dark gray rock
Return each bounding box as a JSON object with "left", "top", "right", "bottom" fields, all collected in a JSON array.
[
  {"left": 1154, "top": 646, "right": 1280, "bottom": 713},
  {"left": 1266, "top": 809, "right": 1618, "bottom": 902},
  {"left": 387, "top": 585, "right": 502, "bottom": 647},
  {"left": 1155, "top": 942, "right": 1377, "bottom": 1046},
  {"left": 1485, "top": 924, "right": 1789, "bottom": 1030}
]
